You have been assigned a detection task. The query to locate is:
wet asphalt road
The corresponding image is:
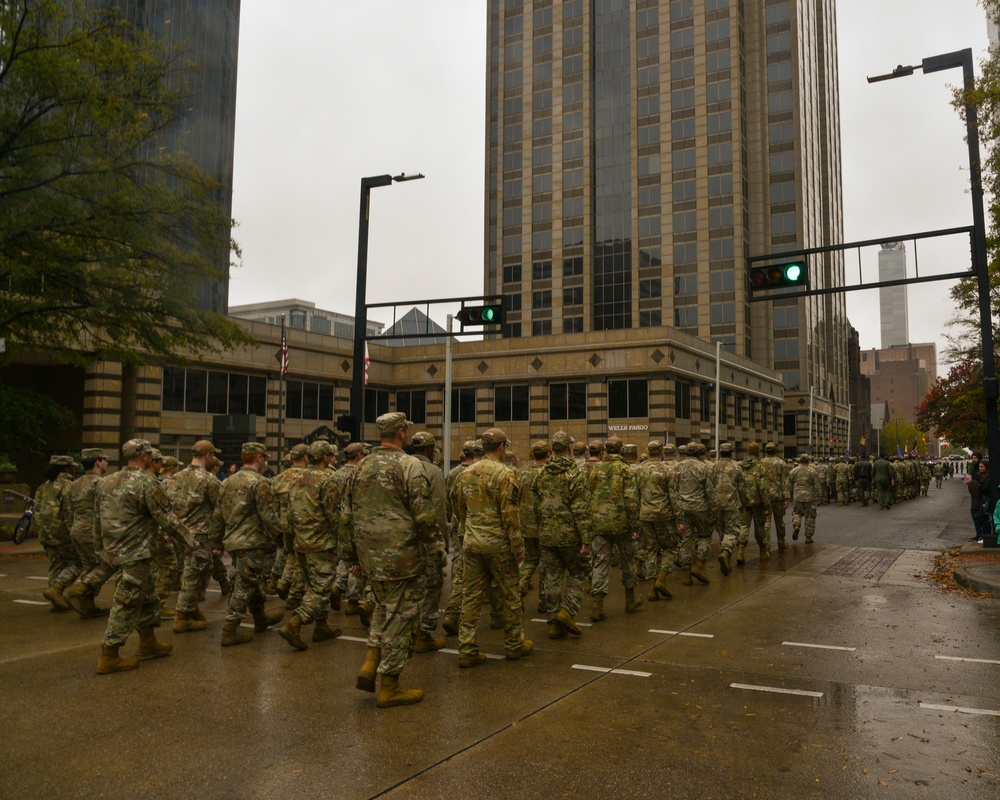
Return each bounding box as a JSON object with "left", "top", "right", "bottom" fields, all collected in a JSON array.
[{"left": 1, "top": 477, "right": 997, "bottom": 800}]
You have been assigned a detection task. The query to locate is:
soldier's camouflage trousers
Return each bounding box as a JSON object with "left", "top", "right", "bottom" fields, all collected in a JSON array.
[
  {"left": 738, "top": 506, "right": 770, "bottom": 549},
  {"left": 175, "top": 536, "right": 213, "bottom": 613},
  {"left": 792, "top": 501, "right": 817, "bottom": 539},
  {"left": 296, "top": 550, "right": 338, "bottom": 624},
  {"left": 540, "top": 544, "right": 587, "bottom": 619},
  {"left": 444, "top": 536, "right": 465, "bottom": 619},
  {"left": 368, "top": 575, "right": 424, "bottom": 676},
  {"left": 679, "top": 510, "right": 713, "bottom": 566},
  {"left": 641, "top": 519, "right": 679, "bottom": 579},
  {"left": 517, "top": 536, "right": 541, "bottom": 596},
  {"left": 590, "top": 532, "right": 638, "bottom": 595},
  {"left": 280, "top": 547, "right": 305, "bottom": 599},
  {"left": 334, "top": 559, "right": 362, "bottom": 602},
  {"left": 71, "top": 533, "right": 100, "bottom": 574},
  {"left": 225, "top": 547, "right": 272, "bottom": 624},
  {"left": 43, "top": 541, "right": 81, "bottom": 589},
  {"left": 154, "top": 538, "right": 183, "bottom": 600},
  {"left": 270, "top": 546, "right": 287, "bottom": 580},
  {"left": 459, "top": 550, "right": 525, "bottom": 657},
  {"left": 836, "top": 479, "right": 851, "bottom": 505},
  {"left": 418, "top": 544, "right": 444, "bottom": 634},
  {"left": 716, "top": 509, "right": 741, "bottom": 554},
  {"left": 768, "top": 501, "right": 788, "bottom": 542},
  {"left": 102, "top": 558, "right": 160, "bottom": 647},
  {"left": 636, "top": 522, "right": 660, "bottom": 580}
]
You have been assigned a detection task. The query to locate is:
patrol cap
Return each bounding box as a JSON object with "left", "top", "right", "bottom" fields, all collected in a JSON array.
[
  {"left": 81, "top": 448, "right": 106, "bottom": 460},
  {"left": 462, "top": 440, "right": 478, "bottom": 457},
  {"left": 49, "top": 454, "right": 75, "bottom": 466},
  {"left": 685, "top": 442, "right": 701, "bottom": 456},
  {"left": 344, "top": 442, "right": 365, "bottom": 458},
  {"left": 281, "top": 456, "right": 292, "bottom": 468},
  {"left": 362, "top": 443, "right": 374, "bottom": 456},
  {"left": 376, "top": 412, "right": 410, "bottom": 438},
  {"left": 288, "top": 443, "right": 309, "bottom": 460},
  {"left": 798, "top": 454, "right": 810, "bottom": 463},
  {"left": 664, "top": 443, "right": 677, "bottom": 454},
  {"left": 764, "top": 442, "right": 777, "bottom": 453},
  {"left": 747, "top": 442, "right": 761, "bottom": 456},
  {"left": 572, "top": 441, "right": 587, "bottom": 457},
  {"left": 552, "top": 431, "right": 574, "bottom": 451},
  {"left": 604, "top": 436, "right": 623, "bottom": 454},
  {"left": 480, "top": 428, "right": 508, "bottom": 447},
  {"left": 648, "top": 440, "right": 663, "bottom": 454},
  {"left": 623, "top": 443, "right": 638, "bottom": 455},
  {"left": 122, "top": 439, "right": 152, "bottom": 459},
  {"left": 191, "top": 439, "right": 219, "bottom": 456},
  {"left": 242, "top": 442, "right": 268, "bottom": 457},
  {"left": 588, "top": 439, "right": 604, "bottom": 454},
  {"left": 411, "top": 431, "right": 436, "bottom": 449},
  {"left": 531, "top": 440, "right": 552, "bottom": 457},
  {"left": 162, "top": 456, "right": 180, "bottom": 469},
  {"left": 150, "top": 449, "right": 163, "bottom": 462},
  {"left": 307, "top": 440, "right": 334, "bottom": 460},
  {"left": 720, "top": 442, "right": 734, "bottom": 455}
]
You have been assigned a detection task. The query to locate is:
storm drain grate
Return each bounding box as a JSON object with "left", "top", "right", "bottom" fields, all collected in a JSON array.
[{"left": 822, "top": 548, "right": 904, "bottom": 581}]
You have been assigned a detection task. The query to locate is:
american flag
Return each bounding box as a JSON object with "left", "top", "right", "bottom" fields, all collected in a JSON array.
[
  {"left": 364, "top": 341, "right": 370, "bottom": 386},
  {"left": 279, "top": 317, "right": 289, "bottom": 376},
  {"left": 910, "top": 444, "right": 918, "bottom": 457}
]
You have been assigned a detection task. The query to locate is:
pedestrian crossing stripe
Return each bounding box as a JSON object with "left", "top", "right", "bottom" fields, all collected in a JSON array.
[
  {"left": 13, "top": 599, "right": 50, "bottom": 606},
  {"left": 572, "top": 664, "right": 652, "bottom": 677}
]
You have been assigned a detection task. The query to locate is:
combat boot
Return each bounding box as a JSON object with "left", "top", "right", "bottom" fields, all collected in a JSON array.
[
  {"left": 624, "top": 587, "right": 644, "bottom": 614},
  {"left": 548, "top": 622, "right": 566, "bottom": 639},
  {"left": 458, "top": 652, "right": 487, "bottom": 669},
  {"left": 556, "top": 608, "right": 582, "bottom": 636},
  {"left": 681, "top": 567, "right": 693, "bottom": 586},
  {"left": 375, "top": 674, "right": 423, "bottom": 708},
  {"left": 43, "top": 582, "right": 70, "bottom": 612},
  {"left": 718, "top": 550, "right": 731, "bottom": 576},
  {"left": 344, "top": 599, "right": 360, "bottom": 616},
  {"left": 285, "top": 595, "right": 301, "bottom": 612},
  {"left": 264, "top": 576, "right": 278, "bottom": 596},
  {"left": 654, "top": 572, "right": 673, "bottom": 599},
  {"left": 275, "top": 580, "right": 290, "bottom": 600},
  {"left": 312, "top": 618, "right": 341, "bottom": 643},
  {"left": 442, "top": 615, "right": 459, "bottom": 636},
  {"left": 777, "top": 539, "right": 787, "bottom": 551},
  {"left": 635, "top": 559, "right": 646, "bottom": 581},
  {"left": 736, "top": 544, "right": 746, "bottom": 566},
  {"left": 805, "top": 536, "right": 814, "bottom": 544},
  {"left": 589, "top": 594, "right": 606, "bottom": 622},
  {"left": 761, "top": 548, "right": 771, "bottom": 560},
  {"left": 356, "top": 646, "right": 381, "bottom": 692},
  {"left": 173, "top": 610, "right": 208, "bottom": 633},
  {"left": 96, "top": 644, "right": 139, "bottom": 674},
  {"left": 414, "top": 631, "right": 446, "bottom": 653},
  {"left": 278, "top": 615, "right": 308, "bottom": 650},
  {"left": 506, "top": 639, "right": 534, "bottom": 660},
  {"left": 647, "top": 584, "right": 659, "bottom": 602},
  {"left": 252, "top": 607, "right": 283, "bottom": 632},
  {"left": 65, "top": 582, "right": 106, "bottom": 618},
  {"left": 358, "top": 602, "right": 374, "bottom": 628},
  {"left": 329, "top": 585, "right": 342, "bottom": 612},
  {"left": 136, "top": 627, "right": 172, "bottom": 659},
  {"left": 792, "top": 524, "right": 800, "bottom": 540},
  {"left": 221, "top": 619, "right": 252, "bottom": 646},
  {"left": 691, "top": 560, "right": 710, "bottom": 584}
]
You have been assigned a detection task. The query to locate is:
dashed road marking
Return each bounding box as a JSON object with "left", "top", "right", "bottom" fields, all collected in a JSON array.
[
  {"left": 731, "top": 683, "right": 823, "bottom": 698},
  {"left": 572, "top": 664, "right": 652, "bottom": 677},
  {"left": 25, "top": 576, "right": 48, "bottom": 581},
  {"left": 919, "top": 701, "right": 1000, "bottom": 717},
  {"left": 648, "top": 629, "right": 714, "bottom": 638},
  {"left": 440, "top": 648, "right": 505, "bottom": 661},
  {"left": 13, "top": 599, "right": 49, "bottom": 606},
  {"left": 783, "top": 641, "right": 856, "bottom": 651},
  {"left": 531, "top": 617, "right": 593, "bottom": 627},
  {"left": 340, "top": 635, "right": 369, "bottom": 643},
  {"left": 935, "top": 655, "right": 1000, "bottom": 665}
]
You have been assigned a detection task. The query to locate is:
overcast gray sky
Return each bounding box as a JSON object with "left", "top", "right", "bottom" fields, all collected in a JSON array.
[{"left": 230, "top": 0, "right": 992, "bottom": 370}]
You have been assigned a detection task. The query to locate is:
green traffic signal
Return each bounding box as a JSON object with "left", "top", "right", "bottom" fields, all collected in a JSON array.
[
  {"left": 457, "top": 303, "right": 504, "bottom": 326},
  {"left": 749, "top": 260, "right": 807, "bottom": 292},
  {"left": 784, "top": 263, "right": 802, "bottom": 282}
]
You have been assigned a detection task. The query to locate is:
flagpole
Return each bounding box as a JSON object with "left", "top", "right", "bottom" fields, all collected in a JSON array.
[{"left": 278, "top": 315, "right": 286, "bottom": 459}]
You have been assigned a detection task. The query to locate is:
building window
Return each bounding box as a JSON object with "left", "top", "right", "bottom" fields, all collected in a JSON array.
[
  {"left": 451, "top": 387, "right": 476, "bottom": 423},
  {"left": 639, "top": 279, "right": 662, "bottom": 298},
  {"left": 503, "top": 264, "right": 522, "bottom": 284},
  {"left": 248, "top": 377, "right": 266, "bottom": 416},
  {"left": 395, "top": 390, "right": 426, "bottom": 425},
  {"left": 289, "top": 310, "right": 307, "bottom": 330},
  {"left": 709, "top": 271, "right": 735, "bottom": 292},
  {"left": 364, "top": 388, "right": 389, "bottom": 422},
  {"left": 532, "top": 319, "right": 553, "bottom": 336},
  {"left": 532, "top": 290, "right": 552, "bottom": 309},
  {"left": 550, "top": 382, "right": 587, "bottom": 420},
  {"left": 494, "top": 385, "right": 529, "bottom": 422},
  {"left": 609, "top": 380, "right": 648, "bottom": 418},
  {"left": 734, "top": 395, "right": 745, "bottom": 426},
  {"left": 639, "top": 310, "right": 662, "bottom": 327},
  {"left": 564, "top": 256, "right": 583, "bottom": 276},
  {"left": 532, "top": 260, "right": 552, "bottom": 279},
  {"left": 564, "top": 287, "right": 584, "bottom": 307},
  {"left": 783, "top": 412, "right": 797, "bottom": 436},
  {"left": 781, "top": 371, "right": 800, "bottom": 392},
  {"left": 675, "top": 381, "right": 691, "bottom": 420},
  {"left": 710, "top": 303, "right": 735, "bottom": 325},
  {"left": 700, "top": 384, "right": 712, "bottom": 421},
  {"left": 674, "top": 306, "right": 698, "bottom": 327},
  {"left": 162, "top": 366, "right": 185, "bottom": 412},
  {"left": 564, "top": 316, "right": 584, "bottom": 333}
]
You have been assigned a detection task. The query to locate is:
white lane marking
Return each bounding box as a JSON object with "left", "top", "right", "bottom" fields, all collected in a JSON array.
[
  {"left": 25, "top": 576, "right": 48, "bottom": 581},
  {"left": 919, "top": 702, "right": 1000, "bottom": 717},
  {"left": 340, "top": 635, "right": 369, "bottom": 643},
  {"left": 935, "top": 655, "right": 1000, "bottom": 665},
  {"left": 13, "top": 599, "right": 50, "bottom": 606},
  {"left": 239, "top": 623, "right": 254, "bottom": 629},
  {"left": 0, "top": 573, "right": 7, "bottom": 577},
  {"left": 531, "top": 617, "right": 593, "bottom": 627},
  {"left": 572, "top": 664, "right": 652, "bottom": 677},
  {"left": 783, "top": 641, "right": 856, "bottom": 652},
  {"left": 439, "top": 648, "right": 505, "bottom": 661},
  {"left": 731, "top": 683, "right": 824, "bottom": 698},
  {"left": 648, "top": 629, "right": 714, "bottom": 638}
]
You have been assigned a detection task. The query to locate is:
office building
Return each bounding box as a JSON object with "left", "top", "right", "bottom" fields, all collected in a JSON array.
[
  {"left": 484, "top": 0, "right": 850, "bottom": 454},
  {"left": 878, "top": 242, "right": 909, "bottom": 348},
  {"left": 860, "top": 342, "right": 938, "bottom": 427}
]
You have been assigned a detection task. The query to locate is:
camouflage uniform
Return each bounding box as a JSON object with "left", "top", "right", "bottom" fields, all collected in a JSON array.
[
  {"left": 454, "top": 429, "right": 526, "bottom": 659},
  {"left": 516, "top": 456, "right": 546, "bottom": 597},
  {"left": 340, "top": 431, "right": 442, "bottom": 677},
  {"left": 760, "top": 445, "right": 790, "bottom": 548},
  {"left": 532, "top": 444, "right": 590, "bottom": 626},
  {"left": 636, "top": 442, "right": 678, "bottom": 589},
  {"left": 332, "top": 458, "right": 362, "bottom": 605},
  {"left": 35, "top": 464, "right": 82, "bottom": 597},
  {"left": 834, "top": 459, "right": 852, "bottom": 505},
  {"left": 873, "top": 456, "right": 894, "bottom": 509},
  {"left": 709, "top": 444, "right": 748, "bottom": 572},
  {"left": 787, "top": 457, "right": 823, "bottom": 542},
  {"left": 271, "top": 454, "right": 305, "bottom": 603},
  {"left": 919, "top": 461, "right": 931, "bottom": 496},
  {"left": 443, "top": 459, "right": 470, "bottom": 627},
  {"left": 210, "top": 446, "right": 284, "bottom": 629},
  {"left": 587, "top": 445, "right": 640, "bottom": 597},
  {"left": 69, "top": 472, "right": 103, "bottom": 575},
  {"left": 738, "top": 446, "right": 771, "bottom": 557},
  {"left": 171, "top": 460, "right": 221, "bottom": 615},
  {"left": 412, "top": 434, "right": 448, "bottom": 636},
  {"left": 97, "top": 447, "right": 195, "bottom": 647},
  {"left": 933, "top": 460, "right": 945, "bottom": 489},
  {"left": 670, "top": 443, "right": 716, "bottom": 576}
]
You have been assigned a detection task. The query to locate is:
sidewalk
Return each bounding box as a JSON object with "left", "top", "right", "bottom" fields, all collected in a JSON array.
[
  {"left": 0, "top": 538, "right": 44, "bottom": 557},
  {"left": 954, "top": 542, "right": 1000, "bottom": 595}
]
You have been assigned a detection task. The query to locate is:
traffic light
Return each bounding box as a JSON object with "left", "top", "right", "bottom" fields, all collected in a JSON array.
[
  {"left": 749, "top": 260, "right": 808, "bottom": 293},
  {"left": 456, "top": 303, "right": 503, "bottom": 326}
]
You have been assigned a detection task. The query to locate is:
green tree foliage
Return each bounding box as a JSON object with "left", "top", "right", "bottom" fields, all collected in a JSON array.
[
  {"left": 876, "top": 418, "right": 932, "bottom": 459},
  {"left": 916, "top": 358, "right": 993, "bottom": 451},
  {"left": 0, "top": 383, "right": 76, "bottom": 459},
  {"left": 0, "top": 0, "right": 254, "bottom": 364}
]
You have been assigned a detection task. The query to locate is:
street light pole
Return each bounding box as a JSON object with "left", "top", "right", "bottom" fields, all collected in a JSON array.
[
  {"left": 868, "top": 49, "right": 999, "bottom": 537},
  {"left": 349, "top": 173, "right": 424, "bottom": 444}
]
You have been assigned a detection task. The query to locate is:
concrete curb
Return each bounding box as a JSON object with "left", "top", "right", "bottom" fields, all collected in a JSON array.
[{"left": 953, "top": 566, "right": 998, "bottom": 596}]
